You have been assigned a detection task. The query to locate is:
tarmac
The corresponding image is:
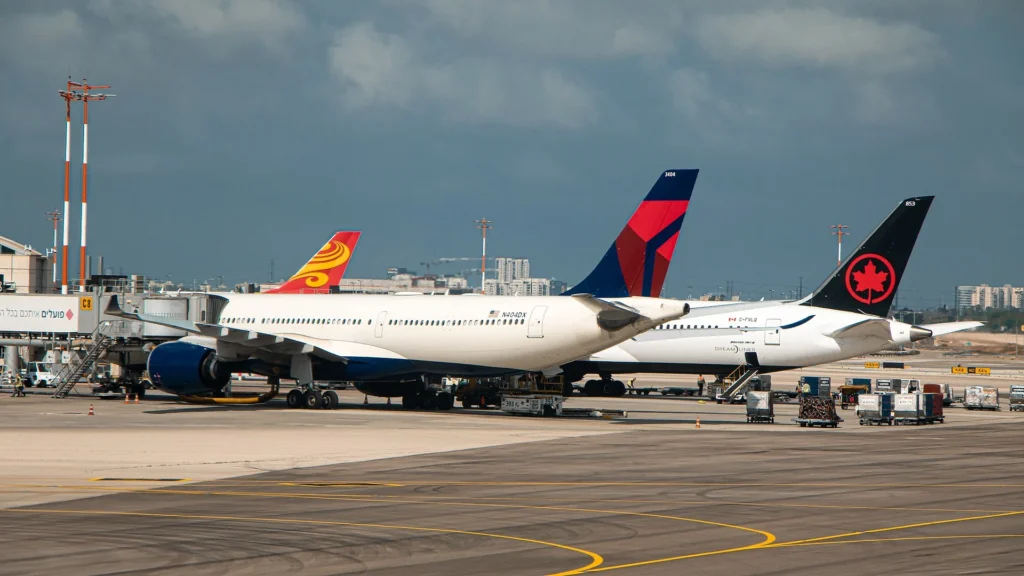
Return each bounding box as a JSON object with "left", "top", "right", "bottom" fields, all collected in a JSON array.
[{"left": 0, "top": 356, "right": 1022, "bottom": 575}]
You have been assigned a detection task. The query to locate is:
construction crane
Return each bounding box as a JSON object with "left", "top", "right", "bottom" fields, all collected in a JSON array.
[{"left": 421, "top": 257, "right": 494, "bottom": 273}]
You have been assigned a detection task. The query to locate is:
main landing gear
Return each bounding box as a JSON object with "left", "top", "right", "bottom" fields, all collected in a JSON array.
[
  {"left": 286, "top": 386, "right": 341, "bottom": 410},
  {"left": 582, "top": 374, "right": 627, "bottom": 397}
]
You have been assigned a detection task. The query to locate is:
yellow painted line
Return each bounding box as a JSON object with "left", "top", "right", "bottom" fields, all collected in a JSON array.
[
  {"left": 0, "top": 508, "right": 602, "bottom": 576},
  {"left": 777, "top": 534, "right": 1024, "bottom": 548},
  {"left": 771, "top": 510, "right": 1024, "bottom": 548},
  {"left": 278, "top": 481, "right": 404, "bottom": 488}
]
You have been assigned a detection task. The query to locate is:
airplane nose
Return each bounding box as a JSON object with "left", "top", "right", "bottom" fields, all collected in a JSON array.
[{"left": 909, "top": 326, "right": 933, "bottom": 342}]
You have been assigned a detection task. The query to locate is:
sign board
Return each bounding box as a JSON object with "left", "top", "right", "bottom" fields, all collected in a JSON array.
[
  {"left": 952, "top": 366, "right": 991, "bottom": 375},
  {"left": 0, "top": 295, "right": 84, "bottom": 333},
  {"left": 80, "top": 297, "right": 94, "bottom": 311},
  {"left": 864, "top": 362, "right": 881, "bottom": 369}
]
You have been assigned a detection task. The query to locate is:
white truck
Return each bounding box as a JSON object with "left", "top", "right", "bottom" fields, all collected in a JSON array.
[{"left": 27, "top": 362, "right": 56, "bottom": 388}]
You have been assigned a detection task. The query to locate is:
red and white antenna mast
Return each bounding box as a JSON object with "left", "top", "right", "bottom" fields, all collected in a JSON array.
[
  {"left": 45, "top": 209, "right": 62, "bottom": 290},
  {"left": 57, "top": 77, "right": 78, "bottom": 294},
  {"left": 474, "top": 218, "right": 493, "bottom": 292},
  {"left": 830, "top": 224, "right": 849, "bottom": 267},
  {"left": 75, "top": 79, "right": 113, "bottom": 288}
]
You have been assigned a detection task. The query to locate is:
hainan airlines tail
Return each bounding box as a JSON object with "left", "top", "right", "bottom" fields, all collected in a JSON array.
[
  {"left": 266, "top": 231, "right": 360, "bottom": 294},
  {"left": 805, "top": 197, "right": 933, "bottom": 317},
  {"left": 563, "top": 169, "right": 698, "bottom": 298}
]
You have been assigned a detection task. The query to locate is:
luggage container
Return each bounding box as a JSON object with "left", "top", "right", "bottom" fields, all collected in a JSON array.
[
  {"left": 875, "top": 379, "right": 893, "bottom": 393},
  {"left": 1010, "top": 385, "right": 1024, "bottom": 412},
  {"left": 793, "top": 395, "right": 841, "bottom": 428},
  {"left": 839, "top": 383, "right": 870, "bottom": 410},
  {"left": 922, "top": 383, "right": 942, "bottom": 395},
  {"left": 894, "top": 393, "right": 944, "bottom": 424},
  {"left": 894, "top": 393, "right": 921, "bottom": 422},
  {"left": 857, "top": 393, "right": 894, "bottom": 425},
  {"left": 746, "top": 391, "right": 774, "bottom": 423},
  {"left": 799, "top": 376, "right": 831, "bottom": 398},
  {"left": 964, "top": 386, "right": 1000, "bottom": 410}
]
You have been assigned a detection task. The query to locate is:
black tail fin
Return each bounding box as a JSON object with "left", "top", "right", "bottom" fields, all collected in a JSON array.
[{"left": 805, "top": 196, "right": 933, "bottom": 317}]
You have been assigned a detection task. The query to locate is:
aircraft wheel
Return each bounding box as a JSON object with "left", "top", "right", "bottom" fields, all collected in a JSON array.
[
  {"left": 437, "top": 392, "right": 454, "bottom": 411},
  {"left": 562, "top": 382, "right": 574, "bottom": 396},
  {"left": 584, "top": 381, "right": 600, "bottom": 396},
  {"left": 600, "top": 380, "right": 615, "bottom": 396},
  {"left": 420, "top": 392, "right": 437, "bottom": 410},
  {"left": 402, "top": 394, "right": 417, "bottom": 409},
  {"left": 303, "top": 389, "right": 323, "bottom": 409},
  {"left": 612, "top": 380, "right": 626, "bottom": 396},
  {"left": 286, "top": 389, "right": 303, "bottom": 409},
  {"left": 322, "top": 390, "right": 340, "bottom": 410}
]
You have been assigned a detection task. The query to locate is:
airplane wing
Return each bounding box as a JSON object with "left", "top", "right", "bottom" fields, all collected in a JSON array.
[
  {"left": 104, "top": 295, "right": 351, "bottom": 362},
  {"left": 920, "top": 321, "right": 984, "bottom": 337},
  {"left": 827, "top": 318, "right": 893, "bottom": 341}
]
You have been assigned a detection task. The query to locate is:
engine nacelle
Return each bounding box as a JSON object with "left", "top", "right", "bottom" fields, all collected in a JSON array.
[{"left": 147, "top": 341, "right": 232, "bottom": 396}]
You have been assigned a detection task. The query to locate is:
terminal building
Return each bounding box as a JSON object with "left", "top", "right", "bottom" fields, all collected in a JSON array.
[{"left": 0, "top": 235, "right": 52, "bottom": 294}]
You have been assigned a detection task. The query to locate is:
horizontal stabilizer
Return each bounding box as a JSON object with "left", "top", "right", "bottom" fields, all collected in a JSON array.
[
  {"left": 827, "top": 318, "right": 892, "bottom": 341},
  {"left": 920, "top": 321, "right": 984, "bottom": 337}
]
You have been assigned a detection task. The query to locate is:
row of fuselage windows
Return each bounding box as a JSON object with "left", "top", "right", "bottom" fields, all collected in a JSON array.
[
  {"left": 388, "top": 318, "right": 523, "bottom": 327},
  {"left": 223, "top": 317, "right": 367, "bottom": 326},
  {"left": 219, "top": 317, "right": 525, "bottom": 328},
  {"left": 657, "top": 323, "right": 722, "bottom": 330}
]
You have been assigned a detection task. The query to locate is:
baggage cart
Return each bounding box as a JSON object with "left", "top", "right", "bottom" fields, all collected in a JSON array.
[
  {"left": 839, "top": 385, "right": 869, "bottom": 410},
  {"left": 845, "top": 377, "right": 872, "bottom": 392},
  {"left": 500, "top": 394, "right": 563, "bottom": 417},
  {"left": 746, "top": 390, "right": 774, "bottom": 423},
  {"left": 894, "top": 393, "right": 945, "bottom": 425},
  {"left": 793, "top": 395, "right": 841, "bottom": 428},
  {"left": 964, "top": 386, "right": 1000, "bottom": 411},
  {"left": 1010, "top": 385, "right": 1024, "bottom": 412},
  {"left": 857, "top": 393, "right": 894, "bottom": 425}
]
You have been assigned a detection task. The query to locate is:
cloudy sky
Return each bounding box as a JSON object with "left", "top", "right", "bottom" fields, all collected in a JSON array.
[{"left": 1, "top": 1, "right": 1021, "bottom": 307}]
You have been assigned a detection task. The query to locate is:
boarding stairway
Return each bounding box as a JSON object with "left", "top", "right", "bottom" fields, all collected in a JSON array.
[
  {"left": 51, "top": 322, "right": 116, "bottom": 399},
  {"left": 720, "top": 362, "right": 761, "bottom": 399}
]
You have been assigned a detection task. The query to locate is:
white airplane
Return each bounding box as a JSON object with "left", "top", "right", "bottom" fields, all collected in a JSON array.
[
  {"left": 559, "top": 196, "right": 982, "bottom": 395},
  {"left": 105, "top": 171, "right": 706, "bottom": 409}
]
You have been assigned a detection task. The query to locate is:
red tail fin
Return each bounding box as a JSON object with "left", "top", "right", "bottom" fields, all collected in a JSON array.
[{"left": 267, "top": 232, "right": 360, "bottom": 294}]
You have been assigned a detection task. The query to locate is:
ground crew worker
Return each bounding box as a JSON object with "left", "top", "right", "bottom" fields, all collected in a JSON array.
[
  {"left": 697, "top": 374, "right": 706, "bottom": 396},
  {"left": 11, "top": 372, "right": 25, "bottom": 397},
  {"left": 628, "top": 377, "right": 636, "bottom": 390}
]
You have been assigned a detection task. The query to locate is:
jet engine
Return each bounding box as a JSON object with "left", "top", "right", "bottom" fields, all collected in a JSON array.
[{"left": 147, "top": 341, "right": 233, "bottom": 396}]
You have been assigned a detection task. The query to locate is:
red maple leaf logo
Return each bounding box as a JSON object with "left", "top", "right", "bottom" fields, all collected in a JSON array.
[{"left": 851, "top": 260, "right": 888, "bottom": 294}]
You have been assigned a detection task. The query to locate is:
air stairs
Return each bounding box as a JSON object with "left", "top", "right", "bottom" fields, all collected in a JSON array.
[
  {"left": 51, "top": 322, "right": 116, "bottom": 399},
  {"left": 720, "top": 366, "right": 760, "bottom": 399}
]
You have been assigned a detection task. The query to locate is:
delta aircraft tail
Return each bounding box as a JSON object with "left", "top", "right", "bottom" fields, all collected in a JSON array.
[
  {"left": 805, "top": 197, "right": 933, "bottom": 317},
  {"left": 267, "top": 231, "right": 360, "bottom": 294},
  {"left": 562, "top": 169, "right": 698, "bottom": 299}
]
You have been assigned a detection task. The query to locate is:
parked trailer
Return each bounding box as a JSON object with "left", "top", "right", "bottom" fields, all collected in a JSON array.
[
  {"left": 894, "top": 393, "right": 944, "bottom": 425},
  {"left": 1011, "top": 385, "right": 1024, "bottom": 412},
  {"left": 858, "top": 393, "right": 894, "bottom": 426},
  {"left": 746, "top": 391, "right": 774, "bottom": 423},
  {"left": 500, "top": 395, "right": 563, "bottom": 417},
  {"left": 964, "top": 386, "right": 1000, "bottom": 411}
]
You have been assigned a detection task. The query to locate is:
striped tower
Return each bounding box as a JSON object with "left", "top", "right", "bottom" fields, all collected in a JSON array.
[
  {"left": 59, "top": 80, "right": 76, "bottom": 295},
  {"left": 80, "top": 89, "right": 88, "bottom": 286}
]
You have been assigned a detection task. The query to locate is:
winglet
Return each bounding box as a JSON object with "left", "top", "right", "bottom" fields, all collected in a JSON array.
[
  {"left": 563, "top": 169, "right": 698, "bottom": 298},
  {"left": 268, "top": 231, "right": 360, "bottom": 294}
]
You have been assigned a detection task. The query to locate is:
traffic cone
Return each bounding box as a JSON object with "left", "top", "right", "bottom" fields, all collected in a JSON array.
[
  {"left": 134, "top": 394, "right": 140, "bottom": 405},
  {"left": 124, "top": 393, "right": 129, "bottom": 404},
  {"left": 695, "top": 417, "right": 701, "bottom": 429},
  {"left": 88, "top": 404, "right": 94, "bottom": 416}
]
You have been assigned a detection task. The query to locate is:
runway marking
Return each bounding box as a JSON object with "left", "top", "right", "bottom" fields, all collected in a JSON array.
[
  {"left": 775, "top": 534, "right": 1024, "bottom": 547},
  {"left": 0, "top": 508, "right": 603, "bottom": 576},
  {"left": 279, "top": 481, "right": 404, "bottom": 488},
  {"left": 769, "top": 510, "right": 1024, "bottom": 548}
]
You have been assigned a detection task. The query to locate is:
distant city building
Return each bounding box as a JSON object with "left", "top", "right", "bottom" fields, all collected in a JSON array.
[
  {"left": 550, "top": 279, "right": 568, "bottom": 295},
  {"left": 259, "top": 273, "right": 473, "bottom": 295},
  {"left": 495, "top": 258, "right": 530, "bottom": 283},
  {"left": 955, "top": 284, "right": 1024, "bottom": 310}
]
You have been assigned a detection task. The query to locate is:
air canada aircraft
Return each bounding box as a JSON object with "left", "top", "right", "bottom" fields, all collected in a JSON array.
[
  {"left": 559, "top": 196, "right": 982, "bottom": 395},
  {"left": 107, "top": 170, "right": 702, "bottom": 409}
]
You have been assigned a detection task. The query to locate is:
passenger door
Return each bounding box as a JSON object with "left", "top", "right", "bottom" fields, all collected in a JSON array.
[
  {"left": 527, "top": 306, "right": 547, "bottom": 338},
  {"left": 374, "top": 311, "right": 387, "bottom": 338},
  {"left": 765, "top": 318, "right": 781, "bottom": 345}
]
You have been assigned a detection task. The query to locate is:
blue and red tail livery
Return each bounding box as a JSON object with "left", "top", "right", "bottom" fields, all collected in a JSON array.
[{"left": 563, "top": 169, "right": 698, "bottom": 298}]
